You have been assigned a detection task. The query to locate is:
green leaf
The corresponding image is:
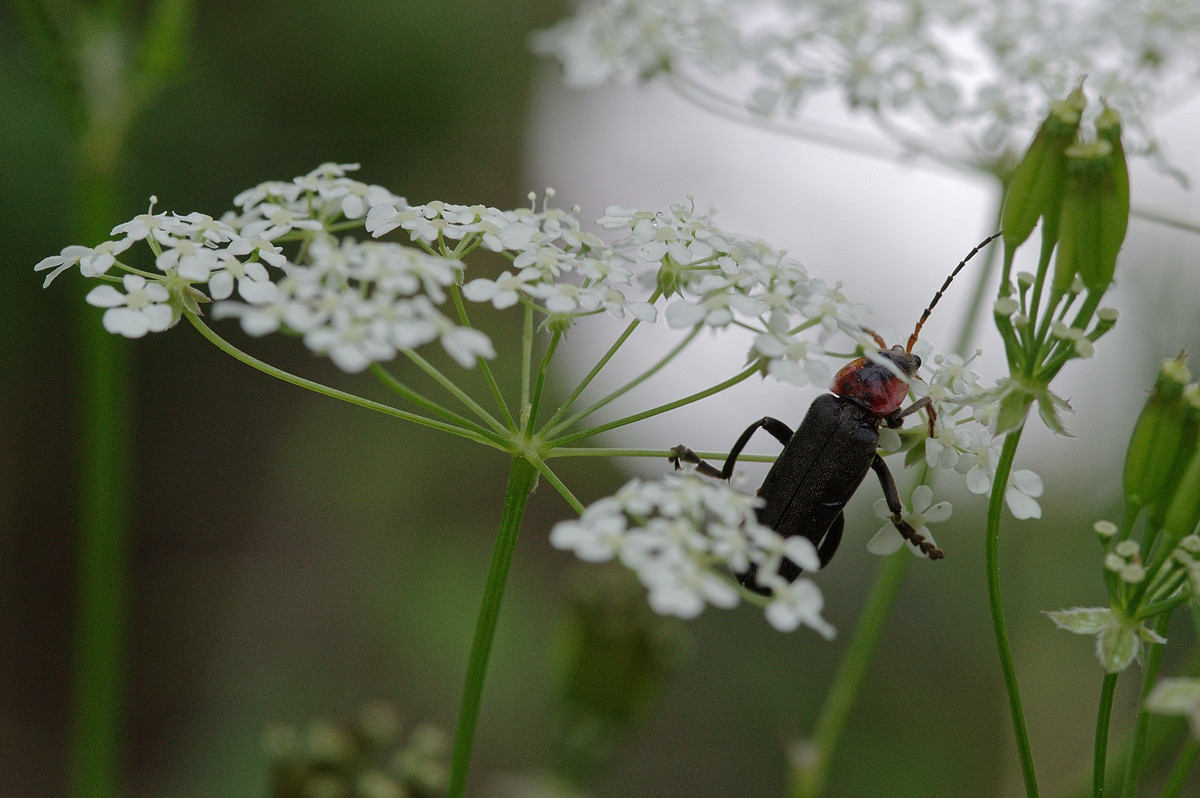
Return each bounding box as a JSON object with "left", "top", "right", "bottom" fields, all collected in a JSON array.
[
  {"left": 1035, "top": 388, "right": 1074, "bottom": 438},
  {"left": 1097, "top": 620, "right": 1140, "bottom": 673},
  {"left": 995, "top": 389, "right": 1032, "bottom": 435},
  {"left": 1046, "top": 607, "right": 1112, "bottom": 634}
]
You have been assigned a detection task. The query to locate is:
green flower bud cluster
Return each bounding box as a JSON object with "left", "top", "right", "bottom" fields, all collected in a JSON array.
[
  {"left": 1049, "top": 359, "right": 1200, "bottom": 674},
  {"left": 551, "top": 566, "right": 691, "bottom": 786},
  {"left": 990, "top": 87, "right": 1131, "bottom": 433},
  {"left": 264, "top": 703, "right": 449, "bottom": 798}
]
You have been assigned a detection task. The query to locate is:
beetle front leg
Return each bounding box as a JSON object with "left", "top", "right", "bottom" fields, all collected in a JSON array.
[
  {"left": 870, "top": 454, "right": 946, "bottom": 560},
  {"left": 886, "top": 395, "right": 936, "bottom": 438},
  {"left": 670, "top": 416, "right": 794, "bottom": 481}
]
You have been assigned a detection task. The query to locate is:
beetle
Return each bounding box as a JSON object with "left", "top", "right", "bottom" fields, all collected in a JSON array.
[{"left": 669, "top": 233, "right": 1000, "bottom": 594}]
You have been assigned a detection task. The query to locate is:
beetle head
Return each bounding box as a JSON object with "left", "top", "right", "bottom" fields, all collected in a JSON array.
[{"left": 832, "top": 345, "right": 919, "bottom": 417}]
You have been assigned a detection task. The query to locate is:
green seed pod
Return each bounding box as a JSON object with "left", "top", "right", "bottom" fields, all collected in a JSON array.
[
  {"left": 1159, "top": 434, "right": 1200, "bottom": 552},
  {"left": 1002, "top": 88, "right": 1085, "bottom": 252},
  {"left": 1095, "top": 104, "right": 1130, "bottom": 263},
  {"left": 1053, "top": 140, "right": 1127, "bottom": 293},
  {"left": 1148, "top": 383, "right": 1200, "bottom": 533},
  {"left": 1124, "top": 353, "right": 1192, "bottom": 511}
]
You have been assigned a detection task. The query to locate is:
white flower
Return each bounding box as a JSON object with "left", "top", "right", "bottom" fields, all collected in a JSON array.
[
  {"left": 925, "top": 419, "right": 966, "bottom": 469},
  {"left": 35, "top": 239, "right": 134, "bottom": 286},
  {"left": 764, "top": 579, "right": 836, "bottom": 638},
  {"left": 955, "top": 429, "right": 1001, "bottom": 494},
  {"left": 867, "top": 485, "right": 952, "bottom": 557},
  {"left": 462, "top": 269, "right": 541, "bottom": 309},
  {"left": 1047, "top": 607, "right": 1166, "bottom": 673},
  {"left": 1145, "top": 678, "right": 1200, "bottom": 740},
  {"left": 1005, "top": 469, "right": 1044, "bottom": 520},
  {"left": 85, "top": 274, "right": 174, "bottom": 338}
]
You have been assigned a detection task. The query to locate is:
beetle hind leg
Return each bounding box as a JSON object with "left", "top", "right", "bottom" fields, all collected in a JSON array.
[
  {"left": 870, "top": 454, "right": 946, "bottom": 560},
  {"left": 669, "top": 417, "right": 794, "bottom": 481}
]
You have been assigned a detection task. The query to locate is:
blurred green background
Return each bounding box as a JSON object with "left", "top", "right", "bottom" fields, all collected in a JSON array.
[{"left": 2, "top": 2, "right": 1199, "bottom": 797}]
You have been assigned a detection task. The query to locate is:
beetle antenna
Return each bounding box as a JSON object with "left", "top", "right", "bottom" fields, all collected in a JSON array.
[{"left": 906, "top": 232, "right": 1002, "bottom": 352}]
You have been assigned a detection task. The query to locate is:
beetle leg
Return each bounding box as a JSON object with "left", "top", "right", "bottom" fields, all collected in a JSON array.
[
  {"left": 669, "top": 417, "right": 794, "bottom": 481},
  {"left": 870, "top": 455, "right": 946, "bottom": 560},
  {"left": 887, "top": 395, "right": 937, "bottom": 437},
  {"left": 816, "top": 512, "right": 845, "bottom": 568}
]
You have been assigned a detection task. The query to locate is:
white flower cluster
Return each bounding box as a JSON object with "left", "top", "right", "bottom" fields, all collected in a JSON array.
[
  {"left": 598, "top": 200, "right": 861, "bottom": 389},
  {"left": 912, "top": 347, "right": 1044, "bottom": 520},
  {"left": 550, "top": 474, "right": 836, "bottom": 637},
  {"left": 535, "top": 0, "right": 1200, "bottom": 165}
]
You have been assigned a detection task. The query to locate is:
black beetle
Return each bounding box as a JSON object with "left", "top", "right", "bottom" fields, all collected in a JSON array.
[{"left": 669, "top": 234, "right": 999, "bottom": 594}]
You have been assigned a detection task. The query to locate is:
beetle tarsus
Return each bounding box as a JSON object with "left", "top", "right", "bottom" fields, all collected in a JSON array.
[
  {"left": 669, "top": 445, "right": 725, "bottom": 479},
  {"left": 894, "top": 517, "right": 946, "bottom": 559}
]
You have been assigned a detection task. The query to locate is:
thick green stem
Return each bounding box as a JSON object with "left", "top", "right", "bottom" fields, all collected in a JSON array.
[
  {"left": 1161, "top": 740, "right": 1199, "bottom": 798},
  {"left": 70, "top": 128, "right": 130, "bottom": 798},
  {"left": 1120, "top": 611, "right": 1174, "bottom": 797},
  {"left": 790, "top": 551, "right": 912, "bottom": 798},
  {"left": 446, "top": 458, "right": 539, "bottom": 798},
  {"left": 987, "top": 427, "right": 1040, "bottom": 798},
  {"left": 1094, "top": 673, "right": 1119, "bottom": 798}
]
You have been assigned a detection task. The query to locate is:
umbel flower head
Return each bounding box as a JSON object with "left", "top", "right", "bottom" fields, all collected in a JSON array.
[
  {"left": 535, "top": 0, "right": 1200, "bottom": 174},
  {"left": 551, "top": 474, "right": 835, "bottom": 637},
  {"left": 36, "top": 162, "right": 1053, "bottom": 631}
]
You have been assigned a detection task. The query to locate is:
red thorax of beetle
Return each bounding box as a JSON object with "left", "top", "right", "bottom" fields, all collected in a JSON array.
[{"left": 832, "top": 346, "right": 921, "bottom": 417}]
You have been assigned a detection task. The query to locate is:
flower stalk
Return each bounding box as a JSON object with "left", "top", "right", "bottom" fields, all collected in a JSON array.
[
  {"left": 446, "top": 457, "right": 539, "bottom": 798},
  {"left": 987, "top": 428, "right": 1040, "bottom": 797}
]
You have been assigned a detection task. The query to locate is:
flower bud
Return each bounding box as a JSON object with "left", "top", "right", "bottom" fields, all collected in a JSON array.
[
  {"left": 1149, "top": 383, "right": 1200, "bottom": 539},
  {"left": 1125, "top": 353, "right": 1192, "bottom": 511},
  {"left": 1002, "top": 88, "right": 1086, "bottom": 252},
  {"left": 1052, "top": 138, "right": 1129, "bottom": 294},
  {"left": 1094, "top": 520, "right": 1118, "bottom": 538}
]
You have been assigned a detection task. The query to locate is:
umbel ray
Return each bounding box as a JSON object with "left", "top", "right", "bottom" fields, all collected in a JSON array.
[{"left": 670, "top": 233, "right": 1001, "bottom": 595}]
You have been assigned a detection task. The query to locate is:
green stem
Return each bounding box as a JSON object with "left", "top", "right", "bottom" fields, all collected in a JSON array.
[
  {"left": 528, "top": 455, "right": 585, "bottom": 514},
  {"left": 186, "top": 314, "right": 508, "bottom": 450},
  {"left": 547, "top": 364, "right": 760, "bottom": 447},
  {"left": 74, "top": 295, "right": 132, "bottom": 798},
  {"left": 446, "top": 458, "right": 539, "bottom": 798},
  {"left": 525, "top": 330, "right": 561, "bottom": 437},
  {"left": 546, "top": 324, "right": 701, "bottom": 438},
  {"left": 540, "top": 288, "right": 662, "bottom": 431},
  {"left": 790, "top": 551, "right": 912, "bottom": 798},
  {"left": 521, "top": 298, "right": 534, "bottom": 412},
  {"left": 987, "top": 427, "right": 1040, "bottom": 798},
  {"left": 546, "top": 447, "right": 777, "bottom": 463},
  {"left": 70, "top": 119, "right": 131, "bottom": 798},
  {"left": 1120, "top": 611, "right": 1174, "bottom": 797},
  {"left": 1161, "top": 740, "right": 1199, "bottom": 798},
  {"left": 1095, "top": 673, "right": 1119, "bottom": 798},
  {"left": 450, "top": 284, "right": 517, "bottom": 431},
  {"left": 402, "top": 348, "right": 508, "bottom": 434},
  {"left": 368, "top": 364, "right": 499, "bottom": 439}
]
